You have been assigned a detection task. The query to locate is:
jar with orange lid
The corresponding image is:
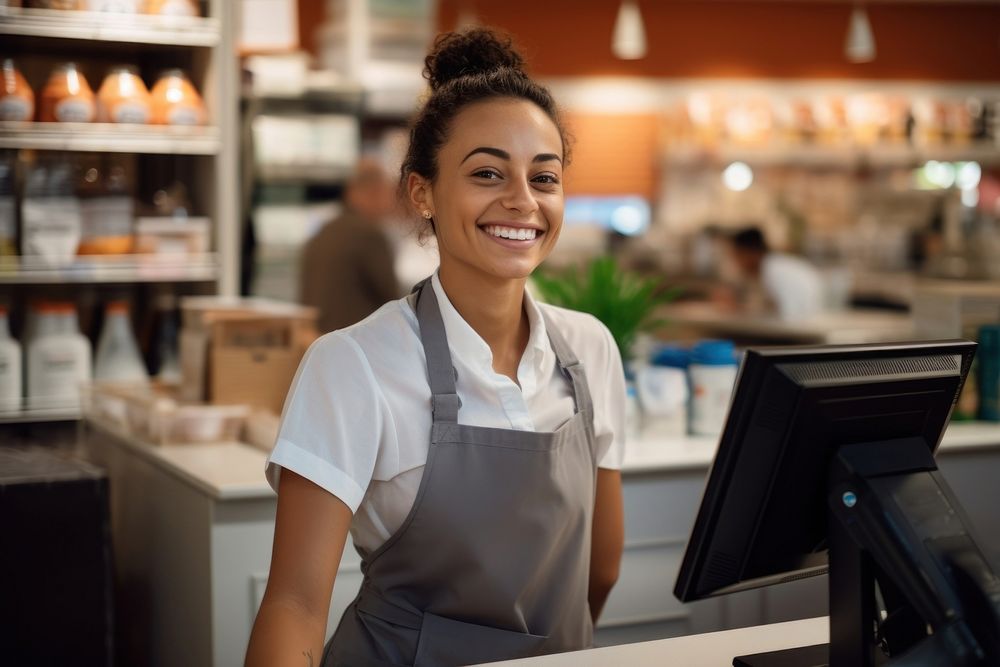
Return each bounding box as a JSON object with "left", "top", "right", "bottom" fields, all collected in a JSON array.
[
  {"left": 78, "top": 155, "right": 134, "bottom": 255},
  {"left": 150, "top": 69, "right": 206, "bottom": 126},
  {"left": 144, "top": 0, "right": 198, "bottom": 16},
  {"left": 0, "top": 58, "right": 34, "bottom": 122},
  {"left": 39, "top": 63, "right": 96, "bottom": 123},
  {"left": 96, "top": 66, "right": 152, "bottom": 124}
]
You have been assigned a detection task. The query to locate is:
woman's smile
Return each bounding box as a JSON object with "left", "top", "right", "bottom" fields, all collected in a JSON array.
[{"left": 478, "top": 222, "right": 545, "bottom": 248}]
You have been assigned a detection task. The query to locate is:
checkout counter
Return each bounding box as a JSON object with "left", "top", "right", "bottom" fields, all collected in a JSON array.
[
  {"left": 82, "top": 417, "right": 1000, "bottom": 667},
  {"left": 476, "top": 616, "right": 828, "bottom": 666}
]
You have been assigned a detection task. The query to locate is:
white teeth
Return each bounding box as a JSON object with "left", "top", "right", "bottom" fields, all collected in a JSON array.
[{"left": 484, "top": 225, "right": 537, "bottom": 241}]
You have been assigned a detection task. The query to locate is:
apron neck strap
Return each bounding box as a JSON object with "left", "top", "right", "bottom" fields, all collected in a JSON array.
[
  {"left": 412, "top": 276, "right": 595, "bottom": 423},
  {"left": 541, "top": 310, "right": 595, "bottom": 419},
  {"left": 412, "top": 277, "right": 461, "bottom": 423}
]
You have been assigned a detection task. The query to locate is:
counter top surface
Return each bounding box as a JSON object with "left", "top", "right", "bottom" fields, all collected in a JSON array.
[
  {"left": 622, "top": 420, "right": 1000, "bottom": 474},
  {"left": 661, "top": 302, "right": 914, "bottom": 344},
  {"left": 475, "top": 616, "right": 829, "bottom": 666},
  {"left": 87, "top": 418, "right": 273, "bottom": 500},
  {"left": 88, "top": 418, "right": 1000, "bottom": 498}
]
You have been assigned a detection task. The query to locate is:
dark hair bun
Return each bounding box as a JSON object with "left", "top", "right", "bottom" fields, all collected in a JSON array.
[{"left": 424, "top": 28, "right": 526, "bottom": 91}]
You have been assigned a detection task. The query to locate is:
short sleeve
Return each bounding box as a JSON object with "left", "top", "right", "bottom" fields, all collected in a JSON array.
[
  {"left": 265, "top": 332, "right": 386, "bottom": 512},
  {"left": 591, "top": 320, "right": 627, "bottom": 470}
]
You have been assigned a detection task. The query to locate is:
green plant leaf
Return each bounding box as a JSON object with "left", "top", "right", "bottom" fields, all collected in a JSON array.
[{"left": 533, "top": 256, "right": 681, "bottom": 361}]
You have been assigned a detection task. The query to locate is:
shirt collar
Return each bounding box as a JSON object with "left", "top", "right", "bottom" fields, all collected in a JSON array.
[{"left": 429, "top": 272, "right": 550, "bottom": 375}]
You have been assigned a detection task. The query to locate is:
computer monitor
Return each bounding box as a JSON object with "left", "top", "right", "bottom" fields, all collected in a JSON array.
[{"left": 674, "top": 340, "right": 1000, "bottom": 667}]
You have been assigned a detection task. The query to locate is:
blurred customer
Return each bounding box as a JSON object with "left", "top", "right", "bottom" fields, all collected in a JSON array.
[
  {"left": 722, "top": 226, "right": 824, "bottom": 321},
  {"left": 300, "top": 158, "right": 402, "bottom": 333}
]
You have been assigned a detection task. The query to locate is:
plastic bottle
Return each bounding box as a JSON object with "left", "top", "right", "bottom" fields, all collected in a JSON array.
[
  {"left": 150, "top": 293, "right": 180, "bottom": 382},
  {"left": 27, "top": 302, "right": 92, "bottom": 410},
  {"left": 0, "top": 151, "right": 15, "bottom": 257},
  {"left": 21, "top": 157, "right": 82, "bottom": 267},
  {"left": 638, "top": 345, "right": 691, "bottom": 438},
  {"left": 0, "top": 305, "right": 21, "bottom": 412},
  {"left": 688, "top": 340, "right": 740, "bottom": 437},
  {"left": 95, "top": 301, "right": 149, "bottom": 383}
]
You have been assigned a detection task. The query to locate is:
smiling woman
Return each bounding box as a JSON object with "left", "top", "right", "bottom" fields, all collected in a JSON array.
[{"left": 246, "top": 27, "right": 626, "bottom": 667}]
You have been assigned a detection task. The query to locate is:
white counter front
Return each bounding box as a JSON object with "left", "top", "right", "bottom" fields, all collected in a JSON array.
[{"left": 476, "top": 617, "right": 829, "bottom": 666}]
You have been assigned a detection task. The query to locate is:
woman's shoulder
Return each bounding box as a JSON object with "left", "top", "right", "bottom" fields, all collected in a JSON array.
[
  {"left": 536, "top": 302, "right": 617, "bottom": 360},
  {"left": 306, "top": 297, "right": 420, "bottom": 369}
]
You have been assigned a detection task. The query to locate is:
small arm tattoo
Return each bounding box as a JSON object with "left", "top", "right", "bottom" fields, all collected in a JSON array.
[{"left": 302, "top": 649, "right": 314, "bottom": 667}]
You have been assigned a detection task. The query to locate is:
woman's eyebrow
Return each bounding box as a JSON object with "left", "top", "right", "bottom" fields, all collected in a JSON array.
[
  {"left": 461, "top": 146, "right": 509, "bottom": 163},
  {"left": 461, "top": 147, "right": 563, "bottom": 165}
]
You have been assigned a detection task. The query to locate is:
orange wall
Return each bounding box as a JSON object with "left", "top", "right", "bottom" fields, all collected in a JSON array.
[{"left": 437, "top": 1, "right": 1000, "bottom": 81}]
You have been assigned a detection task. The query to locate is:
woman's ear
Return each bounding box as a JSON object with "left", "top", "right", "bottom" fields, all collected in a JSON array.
[{"left": 407, "top": 172, "right": 434, "bottom": 218}]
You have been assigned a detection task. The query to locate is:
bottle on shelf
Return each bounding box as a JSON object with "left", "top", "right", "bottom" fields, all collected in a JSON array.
[
  {"left": 39, "top": 63, "right": 96, "bottom": 124},
  {"left": 150, "top": 293, "right": 180, "bottom": 382},
  {"left": 78, "top": 155, "right": 134, "bottom": 255},
  {"left": 0, "top": 151, "right": 15, "bottom": 257},
  {"left": 0, "top": 305, "right": 21, "bottom": 413},
  {"left": 0, "top": 58, "right": 35, "bottom": 123},
  {"left": 94, "top": 300, "right": 149, "bottom": 383},
  {"left": 97, "top": 65, "right": 152, "bottom": 124},
  {"left": 21, "top": 156, "right": 83, "bottom": 267},
  {"left": 26, "top": 302, "right": 92, "bottom": 411}
]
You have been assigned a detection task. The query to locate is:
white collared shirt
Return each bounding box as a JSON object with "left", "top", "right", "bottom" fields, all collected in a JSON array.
[{"left": 266, "top": 273, "right": 627, "bottom": 553}]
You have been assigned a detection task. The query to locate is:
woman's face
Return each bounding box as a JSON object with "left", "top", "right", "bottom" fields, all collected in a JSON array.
[{"left": 411, "top": 97, "right": 565, "bottom": 283}]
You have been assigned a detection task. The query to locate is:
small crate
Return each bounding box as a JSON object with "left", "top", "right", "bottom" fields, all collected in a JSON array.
[{"left": 87, "top": 382, "right": 250, "bottom": 446}]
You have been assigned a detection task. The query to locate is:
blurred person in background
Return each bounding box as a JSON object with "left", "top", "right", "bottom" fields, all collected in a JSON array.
[
  {"left": 718, "top": 225, "right": 825, "bottom": 321},
  {"left": 299, "top": 157, "right": 402, "bottom": 333}
]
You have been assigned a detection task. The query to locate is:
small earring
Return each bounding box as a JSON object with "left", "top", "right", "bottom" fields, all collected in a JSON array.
[{"left": 422, "top": 210, "right": 433, "bottom": 219}]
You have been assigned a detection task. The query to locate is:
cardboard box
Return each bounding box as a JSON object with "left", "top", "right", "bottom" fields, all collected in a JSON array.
[{"left": 180, "top": 297, "right": 317, "bottom": 414}]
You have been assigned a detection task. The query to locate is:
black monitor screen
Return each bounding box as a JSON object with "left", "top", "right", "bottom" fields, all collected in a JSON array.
[{"left": 674, "top": 340, "right": 977, "bottom": 602}]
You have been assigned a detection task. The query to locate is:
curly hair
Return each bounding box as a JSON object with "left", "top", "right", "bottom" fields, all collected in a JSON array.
[{"left": 401, "top": 28, "right": 571, "bottom": 238}]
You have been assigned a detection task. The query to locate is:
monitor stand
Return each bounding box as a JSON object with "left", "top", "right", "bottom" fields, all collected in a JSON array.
[
  {"left": 731, "top": 494, "right": 878, "bottom": 667},
  {"left": 732, "top": 437, "right": 1000, "bottom": 667},
  {"left": 733, "top": 643, "right": 829, "bottom": 667}
]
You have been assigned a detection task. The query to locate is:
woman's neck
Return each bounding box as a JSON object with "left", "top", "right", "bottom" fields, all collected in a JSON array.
[{"left": 438, "top": 264, "right": 530, "bottom": 384}]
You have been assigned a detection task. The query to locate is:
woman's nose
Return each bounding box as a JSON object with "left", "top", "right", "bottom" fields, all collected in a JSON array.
[{"left": 500, "top": 177, "right": 539, "bottom": 215}]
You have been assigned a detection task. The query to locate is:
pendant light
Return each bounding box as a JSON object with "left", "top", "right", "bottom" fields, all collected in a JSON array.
[
  {"left": 844, "top": 4, "right": 876, "bottom": 63},
  {"left": 612, "top": 0, "right": 647, "bottom": 60}
]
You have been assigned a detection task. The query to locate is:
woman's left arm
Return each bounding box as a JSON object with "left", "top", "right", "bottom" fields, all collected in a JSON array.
[{"left": 589, "top": 467, "right": 624, "bottom": 623}]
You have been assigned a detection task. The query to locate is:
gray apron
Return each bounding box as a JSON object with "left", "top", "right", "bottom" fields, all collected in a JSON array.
[{"left": 322, "top": 278, "right": 599, "bottom": 667}]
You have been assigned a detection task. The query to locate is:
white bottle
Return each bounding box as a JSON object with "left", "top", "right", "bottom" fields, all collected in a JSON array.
[
  {"left": 0, "top": 305, "right": 21, "bottom": 412},
  {"left": 689, "top": 340, "right": 739, "bottom": 438},
  {"left": 27, "top": 303, "right": 92, "bottom": 410},
  {"left": 95, "top": 301, "right": 149, "bottom": 383}
]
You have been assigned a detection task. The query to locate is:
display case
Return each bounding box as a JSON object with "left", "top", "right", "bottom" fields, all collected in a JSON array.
[{"left": 0, "top": 1, "right": 239, "bottom": 426}]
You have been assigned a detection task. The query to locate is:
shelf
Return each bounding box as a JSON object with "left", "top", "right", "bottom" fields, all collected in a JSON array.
[
  {"left": 0, "top": 253, "right": 219, "bottom": 285},
  {"left": 0, "top": 6, "right": 220, "bottom": 47},
  {"left": 0, "top": 122, "right": 221, "bottom": 155},
  {"left": 0, "top": 406, "right": 80, "bottom": 425},
  {"left": 663, "top": 141, "right": 1000, "bottom": 168}
]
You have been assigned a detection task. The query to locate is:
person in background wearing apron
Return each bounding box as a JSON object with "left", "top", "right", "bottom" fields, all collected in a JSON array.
[{"left": 246, "top": 28, "right": 627, "bottom": 667}]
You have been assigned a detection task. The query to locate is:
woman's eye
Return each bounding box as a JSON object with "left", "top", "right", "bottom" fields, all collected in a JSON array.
[
  {"left": 473, "top": 169, "right": 501, "bottom": 180},
  {"left": 533, "top": 174, "right": 560, "bottom": 185}
]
